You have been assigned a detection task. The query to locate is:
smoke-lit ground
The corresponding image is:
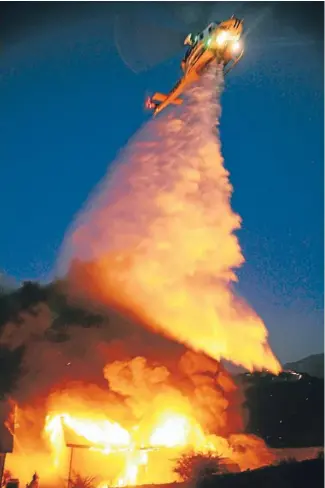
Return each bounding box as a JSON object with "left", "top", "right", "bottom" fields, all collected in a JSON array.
[{"left": 2, "top": 65, "right": 283, "bottom": 487}]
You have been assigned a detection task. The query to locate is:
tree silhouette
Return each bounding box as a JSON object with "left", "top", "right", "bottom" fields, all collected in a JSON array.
[
  {"left": 68, "top": 473, "right": 98, "bottom": 488},
  {"left": 174, "top": 451, "right": 229, "bottom": 482}
]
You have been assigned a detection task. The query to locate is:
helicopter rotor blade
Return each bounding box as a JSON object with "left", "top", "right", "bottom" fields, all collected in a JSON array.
[
  {"left": 113, "top": 2, "right": 242, "bottom": 74},
  {"left": 114, "top": 10, "right": 186, "bottom": 74},
  {"left": 114, "top": 2, "right": 322, "bottom": 75},
  {"left": 165, "top": 1, "right": 244, "bottom": 33}
]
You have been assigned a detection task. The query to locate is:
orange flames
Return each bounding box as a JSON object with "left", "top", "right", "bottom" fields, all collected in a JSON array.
[
  {"left": 5, "top": 354, "right": 274, "bottom": 487},
  {"left": 44, "top": 409, "right": 209, "bottom": 486},
  {"left": 42, "top": 400, "right": 274, "bottom": 487}
]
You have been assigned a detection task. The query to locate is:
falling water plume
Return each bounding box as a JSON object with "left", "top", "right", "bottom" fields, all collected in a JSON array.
[{"left": 58, "top": 63, "right": 280, "bottom": 374}]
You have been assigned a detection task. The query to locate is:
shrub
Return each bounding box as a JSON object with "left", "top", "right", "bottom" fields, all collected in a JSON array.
[
  {"left": 68, "top": 473, "right": 98, "bottom": 488},
  {"left": 174, "top": 451, "right": 228, "bottom": 482}
]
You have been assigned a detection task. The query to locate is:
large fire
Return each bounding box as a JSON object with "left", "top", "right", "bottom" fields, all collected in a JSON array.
[
  {"left": 5, "top": 354, "right": 275, "bottom": 487},
  {"left": 2, "top": 65, "right": 280, "bottom": 486},
  {"left": 44, "top": 408, "right": 219, "bottom": 486}
]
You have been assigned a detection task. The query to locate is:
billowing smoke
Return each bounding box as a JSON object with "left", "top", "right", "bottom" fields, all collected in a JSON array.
[
  {"left": 59, "top": 64, "right": 280, "bottom": 374},
  {"left": 0, "top": 302, "right": 243, "bottom": 438}
]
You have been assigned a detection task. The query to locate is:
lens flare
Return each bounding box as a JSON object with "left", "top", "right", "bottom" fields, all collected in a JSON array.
[
  {"left": 232, "top": 41, "right": 241, "bottom": 52},
  {"left": 216, "top": 31, "right": 228, "bottom": 45}
]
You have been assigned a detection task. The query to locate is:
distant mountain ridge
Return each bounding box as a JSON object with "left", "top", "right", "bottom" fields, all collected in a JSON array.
[
  {"left": 0, "top": 272, "right": 19, "bottom": 292},
  {"left": 284, "top": 353, "right": 324, "bottom": 378}
]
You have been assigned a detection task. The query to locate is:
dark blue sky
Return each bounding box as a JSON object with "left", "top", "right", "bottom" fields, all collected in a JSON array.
[{"left": 0, "top": 2, "right": 323, "bottom": 363}]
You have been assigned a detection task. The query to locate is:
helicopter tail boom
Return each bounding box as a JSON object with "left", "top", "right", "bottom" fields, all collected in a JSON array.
[{"left": 152, "top": 92, "right": 183, "bottom": 105}]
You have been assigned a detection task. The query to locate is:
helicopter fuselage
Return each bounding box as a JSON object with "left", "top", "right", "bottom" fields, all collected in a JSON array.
[
  {"left": 183, "top": 18, "right": 243, "bottom": 75},
  {"left": 146, "top": 17, "right": 244, "bottom": 116}
]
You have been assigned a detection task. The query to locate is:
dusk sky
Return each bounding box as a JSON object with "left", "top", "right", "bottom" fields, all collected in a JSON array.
[{"left": 0, "top": 2, "right": 323, "bottom": 364}]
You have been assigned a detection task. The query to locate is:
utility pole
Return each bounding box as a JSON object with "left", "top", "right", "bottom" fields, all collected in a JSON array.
[
  {"left": 66, "top": 443, "right": 91, "bottom": 488},
  {"left": 0, "top": 454, "right": 6, "bottom": 487},
  {"left": 67, "top": 447, "right": 74, "bottom": 488}
]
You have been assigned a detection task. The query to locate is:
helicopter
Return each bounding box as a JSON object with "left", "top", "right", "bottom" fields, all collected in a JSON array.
[{"left": 145, "top": 16, "right": 244, "bottom": 116}]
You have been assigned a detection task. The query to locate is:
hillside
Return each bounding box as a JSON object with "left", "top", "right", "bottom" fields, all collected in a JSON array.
[
  {"left": 201, "top": 458, "right": 324, "bottom": 488},
  {"left": 0, "top": 272, "right": 18, "bottom": 293},
  {"left": 114, "top": 459, "right": 324, "bottom": 488},
  {"left": 284, "top": 354, "right": 324, "bottom": 379}
]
